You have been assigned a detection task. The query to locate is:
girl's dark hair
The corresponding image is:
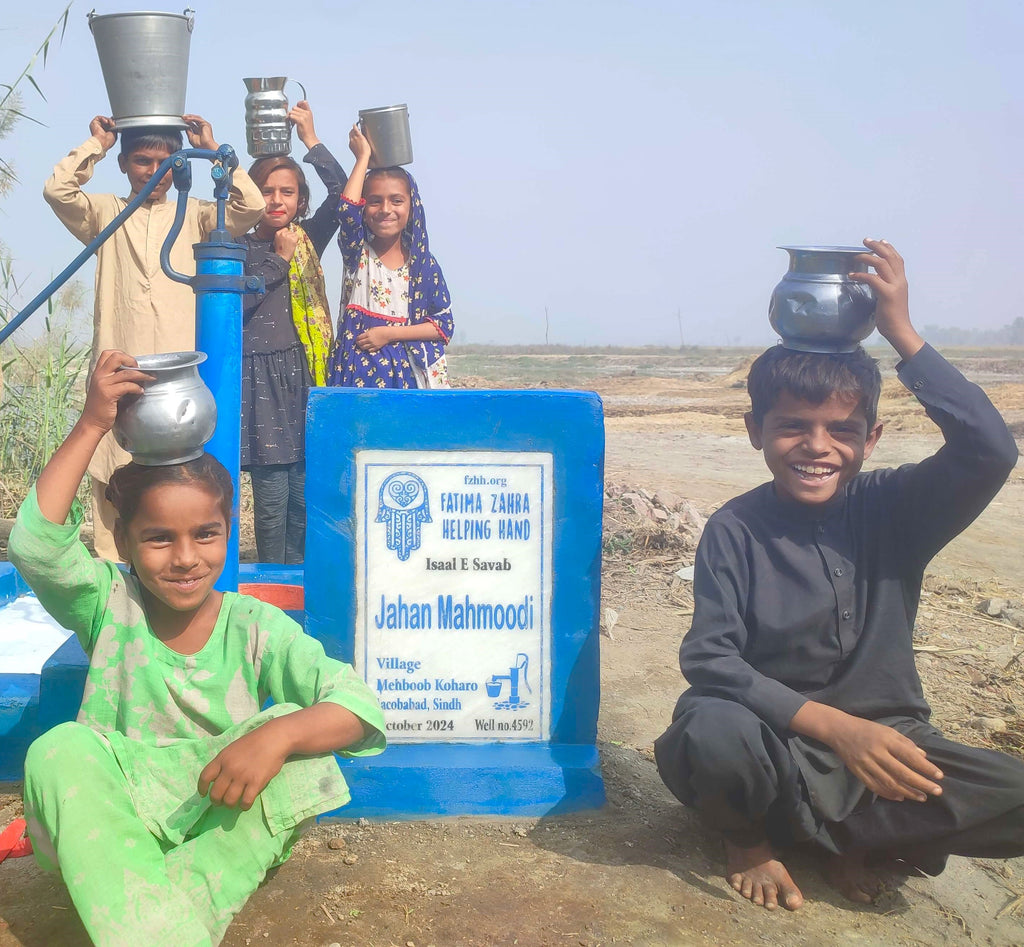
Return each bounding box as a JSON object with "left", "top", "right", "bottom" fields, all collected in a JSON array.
[
  {"left": 747, "top": 344, "right": 882, "bottom": 428},
  {"left": 106, "top": 454, "right": 234, "bottom": 527},
  {"left": 119, "top": 127, "right": 183, "bottom": 156},
  {"left": 248, "top": 156, "right": 310, "bottom": 218},
  {"left": 365, "top": 166, "right": 412, "bottom": 194}
]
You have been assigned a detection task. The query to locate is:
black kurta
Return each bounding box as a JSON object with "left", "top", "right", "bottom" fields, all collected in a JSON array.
[
  {"left": 656, "top": 344, "right": 1023, "bottom": 855},
  {"left": 240, "top": 144, "right": 346, "bottom": 468}
]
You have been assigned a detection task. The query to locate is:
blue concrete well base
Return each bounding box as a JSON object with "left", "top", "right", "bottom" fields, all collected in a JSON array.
[
  {"left": 0, "top": 563, "right": 36, "bottom": 781},
  {"left": 332, "top": 743, "right": 605, "bottom": 820},
  {"left": 306, "top": 388, "right": 607, "bottom": 819}
]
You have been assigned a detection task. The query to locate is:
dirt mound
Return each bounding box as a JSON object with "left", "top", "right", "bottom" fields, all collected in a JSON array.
[
  {"left": 721, "top": 354, "right": 757, "bottom": 388},
  {"left": 449, "top": 374, "right": 491, "bottom": 389}
]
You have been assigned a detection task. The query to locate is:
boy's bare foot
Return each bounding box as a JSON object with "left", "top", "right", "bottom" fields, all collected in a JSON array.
[
  {"left": 825, "top": 851, "right": 886, "bottom": 903},
  {"left": 724, "top": 839, "right": 804, "bottom": 911}
]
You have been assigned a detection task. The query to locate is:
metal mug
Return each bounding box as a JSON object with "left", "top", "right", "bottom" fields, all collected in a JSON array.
[
  {"left": 88, "top": 9, "right": 195, "bottom": 131},
  {"left": 768, "top": 246, "right": 877, "bottom": 353},
  {"left": 243, "top": 77, "right": 307, "bottom": 158},
  {"left": 358, "top": 104, "right": 414, "bottom": 167},
  {"left": 113, "top": 352, "right": 217, "bottom": 466}
]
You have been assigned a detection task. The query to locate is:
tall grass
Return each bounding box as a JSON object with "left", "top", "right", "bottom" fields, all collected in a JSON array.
[
  {"left": 0, "top": 1, "right": 85, "bottom": 523},
  {"left": 0, "top": 283, "right": 91, "bottom": 519}
]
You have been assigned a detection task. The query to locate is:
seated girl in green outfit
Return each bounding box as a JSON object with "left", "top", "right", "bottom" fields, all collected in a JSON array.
[{"left": 8, "top": 349, "right": 386, "bottom": 947}]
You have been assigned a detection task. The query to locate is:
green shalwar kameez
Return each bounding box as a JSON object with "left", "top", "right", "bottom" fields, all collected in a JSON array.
[{"left": 9, "top": 487, "right": 386, "bottom": 946}]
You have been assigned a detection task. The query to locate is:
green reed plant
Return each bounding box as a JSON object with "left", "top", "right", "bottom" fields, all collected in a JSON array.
[{"left": 0, "top": 286, "right": 90, "bottom": 518}]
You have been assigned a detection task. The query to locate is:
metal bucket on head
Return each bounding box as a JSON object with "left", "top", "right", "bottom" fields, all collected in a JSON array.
[
  {"left": 243, "top": 77, "right": 307, "bottom": 158},
  {"left": 88, "top": 9, "right": 195, "bottom": 131},
  {"left": 358, "top": 104, "right": 413, "bottom": 168}
]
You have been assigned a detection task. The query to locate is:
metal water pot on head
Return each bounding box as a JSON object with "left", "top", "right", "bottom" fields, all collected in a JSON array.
[
  {"left": 113, "top": 352, "right": 217, "bottom": 466},
  {"left": 243, "top": 77, "right": 307, "bottom": 158},
  {"left": 88, "top": 9, "right": 195, "bottom": 130},
  {"left": 768, "top": 246, "right": 878, "bottom": 353}
]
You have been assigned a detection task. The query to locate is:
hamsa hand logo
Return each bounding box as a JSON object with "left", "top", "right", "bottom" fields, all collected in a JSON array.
[{"left": 376, "top": 472, "right": 431, "bottom": 561}]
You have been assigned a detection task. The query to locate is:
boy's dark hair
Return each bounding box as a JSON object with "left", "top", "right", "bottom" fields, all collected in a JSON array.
[
  {"left": 119, "top": 127, "right": 183, "bottom": 157},
  {"left": 746, "top": 344, "right": 882, "bottom": 427},
  {"left": 248, "top": 155, "right": 310, "bottom": 219},
  {"left": 106, "top": 453, "right": 234, "bottom": 527}
]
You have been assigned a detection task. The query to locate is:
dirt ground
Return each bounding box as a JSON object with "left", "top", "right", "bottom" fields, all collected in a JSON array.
[{"left": 2, "top": 348, "right": 1024, "bottom": 946}]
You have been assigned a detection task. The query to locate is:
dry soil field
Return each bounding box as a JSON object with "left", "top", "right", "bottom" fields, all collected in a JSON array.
[{"left": 2, "top": 347, "right": 1023, "bottom": 946}]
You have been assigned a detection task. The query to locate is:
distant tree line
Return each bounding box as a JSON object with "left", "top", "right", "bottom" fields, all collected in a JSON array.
[{"left": 923, "top": 317, "right": 1024, "bottom": 347}]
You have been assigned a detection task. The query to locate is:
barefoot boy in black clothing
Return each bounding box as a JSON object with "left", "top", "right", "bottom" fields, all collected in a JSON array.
[{"left": 655, "top": 239, "right": 1024, "bottom": 910}]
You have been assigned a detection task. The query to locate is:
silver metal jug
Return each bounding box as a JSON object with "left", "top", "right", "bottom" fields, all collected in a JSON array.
[
  {"left": 88, "top": 9, "right": 195, "bottom": 130},
  {"left": 243, "top": 77, "right": 306, "bottom": 158},
  {"left": 359, "top": 104, "right": 414, "bottom": 167},
  {"left": 768, "top": 246, "right": 877, "bottom": 353},
  {"left": 113, "top": 352, "right": 217, "bottom": 466}
]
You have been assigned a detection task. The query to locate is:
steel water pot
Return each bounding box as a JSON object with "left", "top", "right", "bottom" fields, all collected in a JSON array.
[
  {"left": 768, "top": 246, "right": 877, "bottom": 353},
  {"left": 88, "top": 9, "right": 195, "bottom": 130},
  {"left": 113, "top": 352, "right": 217, "bottom": 466},
  {"left": 243, "top": 77, "right": 307, "bottom": 158}
]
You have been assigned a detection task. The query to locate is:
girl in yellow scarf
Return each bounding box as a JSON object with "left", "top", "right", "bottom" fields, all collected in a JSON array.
[{"left": 241, "top": 101, "right": 346, "bottom": 564}]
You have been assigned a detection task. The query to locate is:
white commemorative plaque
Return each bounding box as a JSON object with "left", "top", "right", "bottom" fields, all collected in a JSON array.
[{"left": 355, "top": 450, "right": 554, "bottom": 743}]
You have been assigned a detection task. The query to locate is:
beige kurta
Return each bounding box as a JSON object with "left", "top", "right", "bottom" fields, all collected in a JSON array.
[{"left": 43, "top": 135, "right": 266, "bottom": 481}]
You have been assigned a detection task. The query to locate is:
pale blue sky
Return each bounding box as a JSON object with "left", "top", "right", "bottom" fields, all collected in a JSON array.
[{"left": 3, "top": 1, "right": 1022, "bottom": 346}]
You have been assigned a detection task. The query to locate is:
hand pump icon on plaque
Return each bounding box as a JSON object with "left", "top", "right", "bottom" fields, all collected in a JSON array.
[{"left": 486, "top": 654, "right": 531, "bottom": 710}]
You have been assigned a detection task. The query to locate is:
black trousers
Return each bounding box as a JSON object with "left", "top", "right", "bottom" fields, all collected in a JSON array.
[
  {"left": 248, "top": 461, "right": 306, "bottom": 564},
  {"left": 654, "top": 697, "right": 1024, "bottom": 871}
]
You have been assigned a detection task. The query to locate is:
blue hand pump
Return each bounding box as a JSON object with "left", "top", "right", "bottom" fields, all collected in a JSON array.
[{"left": 0, "top": 145, "right": 263, "bottom": 591}]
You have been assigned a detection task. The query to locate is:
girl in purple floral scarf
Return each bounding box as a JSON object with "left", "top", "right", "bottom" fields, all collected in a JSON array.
[{"left": 327, "top": 124, "right": 453, "bottom": 389}]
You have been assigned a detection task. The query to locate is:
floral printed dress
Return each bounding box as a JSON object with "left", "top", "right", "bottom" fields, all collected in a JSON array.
[
  {"left": 332, "top": 242, "right": 420, "bottom": 388},
  {"left": 327, "top": 173, "right": 454, "bottom": 389}
]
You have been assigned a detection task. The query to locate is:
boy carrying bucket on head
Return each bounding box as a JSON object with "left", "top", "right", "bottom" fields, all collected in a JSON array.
[
  {"left": 43, "top": 113, "right": 265, "bottom": 561},
  {"left": 654, "top": 240, "right": 1024, "bottom": 910}
]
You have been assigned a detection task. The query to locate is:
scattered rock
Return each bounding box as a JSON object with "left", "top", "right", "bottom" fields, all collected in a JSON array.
[
  {"left": 653, "top": 489, "right": 680, "bottom": 510},
  {"left": 327, "top": 836, "right": 346, "bottom": 850},
  {"left": 620, "top": 493, "right": 653, "bottom": 519},
  {"left": 675, "top": 565, "right": 695, "bottom": 582},
  {"left": 512, "top": 825, "right": 529, "bottom": 838},
  {"left": 601, "top": 607, "right": 619, "bottom": 639},
  {"left": 604, "top": 483, "right": 707, "bottom": 555},
  {"left": 1001, "top": 607, "right": 1024, "bottom": 629},
  {"left": 971, "top": 716, "right": 1008, "bottom": 733},
  {"left": 978, "top": 597, "right": 1007, "bottom": 617},
  {"left": 343, "top": 853, "right": 359, "bottom": 866},
  {"left": 676, "top": 499, "right": 707, "bottom": 533}
]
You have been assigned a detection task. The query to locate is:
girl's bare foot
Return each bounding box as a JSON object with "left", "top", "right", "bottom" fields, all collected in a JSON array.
[
  {"left": 825, "top": 851, "right": 886, "bottom": 903},
  {"left": 724, "top": 839, "right": 804, "bottom": 911}
]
